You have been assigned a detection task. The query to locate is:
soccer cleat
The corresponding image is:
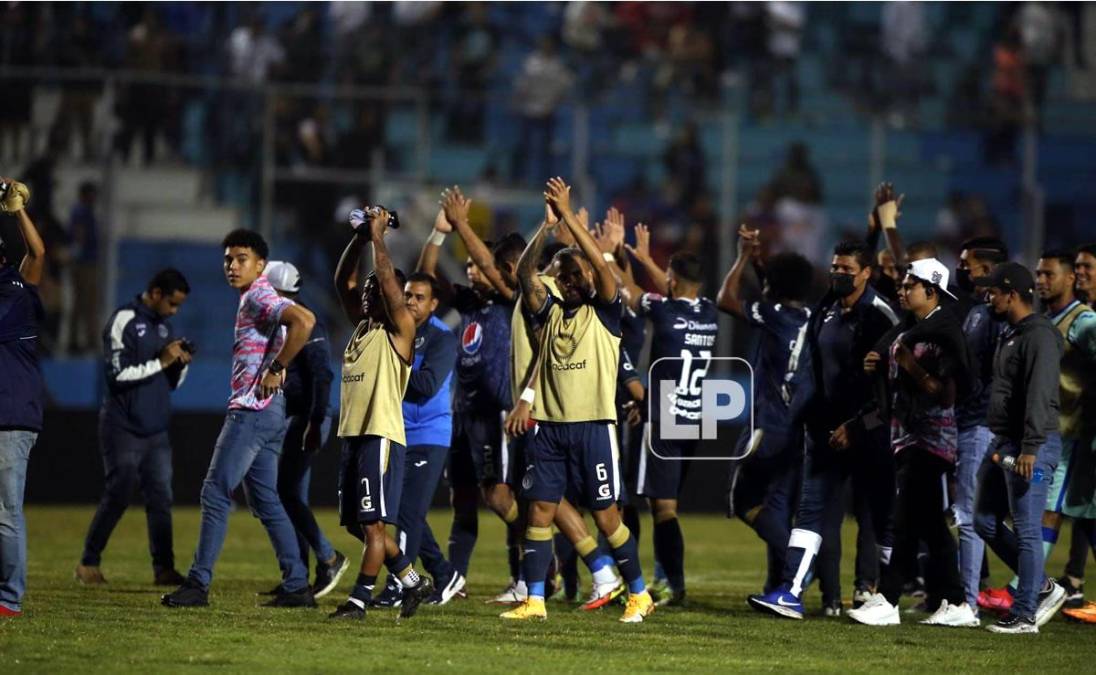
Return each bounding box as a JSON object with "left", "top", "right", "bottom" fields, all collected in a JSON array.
[
  {"left": 920, "top": 600, "right": 980, "bottom": 628},
  {"left": 619, "top": 591, "right": 655, "bottom": 623},
  {"left": 161, "top": 579, "right": 209, "bottom": 608},
  {"left": 747, "top": 585, "right": 804, "bottom": 620},
  {"left": 0, "top": 605, "right": 22, "bottom": 617},
  {"left": 311, "top": 550, "right": 349, "bottom": 599},
  {"left": 153, "top": 568, "right": 187, "bottom": 587},
  {"left": 655, "top": 588, "right": 687, "bottom": 608},
  {"left": 1063, "top": 600, "right": 1096, "bottom": 623},
  {"left": 398, "top": 576, "right": 433, "bottom": 620},
  {"left": 75, "top": 564, "right": 107, "bottom": 585},
  {"left": 580, "top": 577, "right": 626, "bottom": 611},
  {"left": 648, "top": 578, "right": 671, "bottom": 603},
  {"left": 977, "top": 586, "right": 1013, "bottom": 615},
  {"left": 847, "top": 593, "right": 899, "bottom": 626},
  {"left": 487, "top": 579, "right": 528, "bottom": 604},
  {"left": 852, "top": 586, "right": 873, "bottom": 609},
  {"left": 1057, "top": 575, "right": 1084, "bottom": 610},
  {"left": 427, "top": 570, "right": 466, "bottom": 606},
  {"left": 371, "top": 580, "right": 403, "bottom": 608},
  {"left": 823, "top": 601, "right": 843, "bottom": 617},
  {"left": 328, "top": 600, "right": 366, "bottom": 620},
  {"left": 262, "top": 587, "right": 317, "bottom": 608},
  {"left": 986, "top": 613, "right": 1038, "bottom": 634},
  {"left": 1034, "top": 579, "right": 1066, "bottom": 627},
  {"left": 500, "top": 597, "right": 547, "bottom": 620}
]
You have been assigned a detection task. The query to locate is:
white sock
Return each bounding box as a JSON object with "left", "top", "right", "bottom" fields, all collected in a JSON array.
[
  {"left": 398, "top": 568, "right": 421, "bottom": 589},
  {"left": 788, "top": 528, "right": 823, "bottom": 597},
  {"left": 514, "top": 579, "right": 528, "bottom": 593},
  {"left": 592, "top": 566, "right": 618, "bottom": 587}
]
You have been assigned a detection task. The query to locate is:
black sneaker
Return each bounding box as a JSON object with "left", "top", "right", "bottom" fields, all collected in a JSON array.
[
  {"left": 262, "top": 587, "right": 317, "bottom": 608},
  {"left": 257, "top": 584, "right": 284, "bottom": 597},
  {"left": 161, "top": 579, "right": 209, "bottom": 607},
  {"left": 398, "top": 576, "right": 434, "bottom": 619},
  {"left": 311, "top": 551, "right": 350, "bottom": 599},
  {"left": 986, "top": 612, "right": 1038, "bottom": 634},
  {"left": 328, "top": 600, "right": 366, "bottom": 620},
  {"left": 1058, "top": 575, "right": 1085, "bottom": 609},
  {"left": 371, "top": 579, "right": 403, "bottom": 608}
]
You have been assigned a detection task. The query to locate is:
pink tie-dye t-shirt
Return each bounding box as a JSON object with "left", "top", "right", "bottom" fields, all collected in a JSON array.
[{"left": 228, "top": 275, "right": 294, "bottom": 410}]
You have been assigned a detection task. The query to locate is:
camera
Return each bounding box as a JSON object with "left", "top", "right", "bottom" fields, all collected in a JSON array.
[
  {"left": 179, "top": 338, "right": 197, "bottom": 355},
  {"left": 349, "top": 205, "right": 400, "bottom": 234}
]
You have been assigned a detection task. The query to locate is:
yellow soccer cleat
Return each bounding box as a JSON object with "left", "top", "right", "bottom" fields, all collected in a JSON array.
[
  {"left": 500, "top": 597, "right": 547, "bottom": 621},
  {"left": 1063, "top": 601, "right": 1096, "bottom": 624},
  {"left": 619, "top": 590, "right": 655, "bottom": 623}
]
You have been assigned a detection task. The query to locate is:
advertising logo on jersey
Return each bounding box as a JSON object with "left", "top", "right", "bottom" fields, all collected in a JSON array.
[{"left": 461, "top": 321, "right": 483, "bottom": 355}]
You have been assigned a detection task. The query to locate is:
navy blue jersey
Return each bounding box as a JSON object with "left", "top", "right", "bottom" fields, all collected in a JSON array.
[
  {"left": 0, "top": 265, "right": 45, "bottom": 431},
  {"left": 745, "top": 300, "right": 811, "bottom": 432},
  {"left": 452, "top": 285, "right": 513, "bottom": 413},
  {"left": 638, "top": 293, "right": 719, "bottom": 425},
  {"left": 283, "top": 308, "right": 333, "bottom": 421},
  {"left": 620, "top": 305, "right": 647, "bottom": 373}
]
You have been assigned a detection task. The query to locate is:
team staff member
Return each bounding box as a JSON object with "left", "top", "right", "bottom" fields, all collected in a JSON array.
[
  {"left": 76, "top": 269, "right": 193, "bottom": 587},
  {"left": 161, "top": 230, "right": 318, "bottom": 609},
  {"left": 0, "top": 179, "right": 45, "bottom": 618},
  {"left": 974, "top": 262, "right": 1067, "bottom": 634},
  {"left": 259, "top": 261, "right": 348, "bottom": 599},
  {"left": 328, "top": 208, "right": 433, "bottom": 620}
]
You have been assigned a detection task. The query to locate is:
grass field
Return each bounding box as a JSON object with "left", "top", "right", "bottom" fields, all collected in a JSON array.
[{"left": 3, "top": 506, "right": 1096, "bottom": 672}]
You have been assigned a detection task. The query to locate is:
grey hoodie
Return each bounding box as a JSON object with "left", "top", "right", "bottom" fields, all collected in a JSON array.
[{"left": 987, "top": 312, "right": 1063, "bottom": 455}]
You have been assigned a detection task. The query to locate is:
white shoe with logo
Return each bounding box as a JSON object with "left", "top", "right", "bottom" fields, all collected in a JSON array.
[
  {"left": 920, "top": 600, "right": 980, "bottom": 627},
  {"left": 847, "top": 593, "right": 900, "bottom": 626}
]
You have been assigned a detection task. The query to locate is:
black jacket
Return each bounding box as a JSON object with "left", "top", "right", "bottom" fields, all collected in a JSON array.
[{"left": 987, "top": 313, "right": 1063, "bottom": 455}]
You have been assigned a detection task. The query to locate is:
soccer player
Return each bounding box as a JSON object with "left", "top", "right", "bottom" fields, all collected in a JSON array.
[
  {"left": 162, "top": 230, "right": 318, "bottom": 609},
  {"left": 328, "top": 208, "right": 433, "bottom": 620},
  {"left": 0, "top": 179, "right": 45, "bottom": 618},
  {"left": 372, "top": 270, "right": 466, "bottom": 607},
  {"left": 258, "top": 261, "right": 349, "bottom": 599},
  {"left": 718, "top": 225, "right": 813, "bottom": 603},
  {"left": 76, "top": 268, "right": 192, "bottom": 587},
  {"left": 849, "top": 259, "right": 978, "bottom": 627},
  {"left": 502, "top": 177, "right": 653, "bottom": 622},
  {"left": 748, "top": 237, "right": 899, "bottom": 620}
]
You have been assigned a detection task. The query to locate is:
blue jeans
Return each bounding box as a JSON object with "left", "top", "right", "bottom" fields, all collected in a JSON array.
[
  {"left": 81, "top": 420, "right": 174, "bottom": 569},
  {"left": 278, "top": 415, "right": 335, "bottom": 570},
  {"left": 974, "top": 433, "right": 1062, "bottom": 619},
  {"left": 397, "top": 444, "right": 454, "bottom": 582},
  {"left": 955, "top": 425, "right": 993, "bottom": 608},
  {"left": 0, "top": 430, "right": 37, "bottom": 612},
  {"left": 187, "top": 396, "right": 308, "bottom": 592}
]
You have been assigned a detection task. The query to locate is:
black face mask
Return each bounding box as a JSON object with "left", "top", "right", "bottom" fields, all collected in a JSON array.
[
  {"left": 830, "top": 272, "right": 857, "bottom": 298},
  {"left": 956, "top": 268, "right": 974, "bottom": 293}
]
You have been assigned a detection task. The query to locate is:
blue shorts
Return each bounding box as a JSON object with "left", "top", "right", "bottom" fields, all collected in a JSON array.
[
  {"left": 449, "top": 410, "right": 520, "bottom": 487},
  {"left": 636, "top": 424, "right": 698, "bottom": 500},
  {"left": 522, "top": 421, "right": 620, "bottom": 510},
  {"left": 338, "top": 435, "right": 405, "bottom": 526}
]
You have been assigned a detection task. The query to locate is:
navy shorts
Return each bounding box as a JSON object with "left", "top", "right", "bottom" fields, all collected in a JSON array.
[
  {"left": 522, "top": 421, "right": 621, "bottom": 511},
  {"left": 338, "top": 435, "right": 405, "bottom": 526},
  {"left": 637, "top": 424, "right": 698, "bottom": 500},
  {"left": 449, "top": 410, "right": 520, "bottom": 488}
]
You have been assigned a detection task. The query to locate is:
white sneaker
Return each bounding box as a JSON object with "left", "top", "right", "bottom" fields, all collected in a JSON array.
[
  {"left": 1035, "top": 580, "right": 1066, "bottom": 627},
  {"left": 847, "top": 593, "right": 900, "bottom": 626},
  {"left": 852, "top": 587, "right": 873, "bottom": 609},
  {"left": 487, "top": 579, "right": 528, "bottom": 604},
  {"left": 920, "top": 600, "right": 981, "bottom": 627}
]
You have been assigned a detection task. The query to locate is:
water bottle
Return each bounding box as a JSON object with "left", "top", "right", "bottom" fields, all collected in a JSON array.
[{"left": 994, "top": 453, "right": 1050, "bottom": 483}]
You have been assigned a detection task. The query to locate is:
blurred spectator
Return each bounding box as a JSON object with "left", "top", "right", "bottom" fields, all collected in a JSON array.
[
  {"left": 659, "top": 18, "right": 718, "bottom": 102},
  {"left": 68, "top": 182, "right": 101, "bottom": 355},
  {"left": 295, "top": 103, "right": 333, "bottom": 167},
  {"left": 335, "top": 4, "right": 392, "bottom": 85},
  {"left": 0, "top": 4, "right": 36, "bottom": 162},
  {"left": 227, "top": 13, "right": 284, "bottom": 83},
  {"left": 447, "top": 3, "right": 497, "bottom": 143},
  {"left": 114, "top": 9, "right": 178, "bottom": 165},
  {"left": 751, "top": 1, "right": 804, "bottom": 120},
  {"left": 662, "top": 122, "right": 706, "bottom": 209},
  {"left": 771, "top": 142, "right": 822, "bottom": 204},
  {"left": 880, "top": 1, "right": 927, "bottom": 129},
  {"left": 280, "top": 7, "right": 325, "bottom": 84},
  {"left": 391, "top": 1, "right": 443, "bottom": 86},
  {"left": 563, "top": 0, "right": 615, "bottom": 95},
  {"left": 986, "top": 26, "right": 1027, "bottom": 165},
  {"left": 1016, "top": 2, "right": 1065, "bottom": 120},
  {"left": 510, "top": 36, "right": 573, "bottom": 184},
  {"left": 50, "top": 13, "right": 103, "bottom": 161}
]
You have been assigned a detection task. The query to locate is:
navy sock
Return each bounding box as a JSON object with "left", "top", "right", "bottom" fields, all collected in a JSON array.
[
  {"left": 384, "top": 552, "right": 414, "bottom": 578},
  {"left": 607, "top": 524, "right": 645, "bottom": 594},
  {"left": 555, "top": 532, "right": 579, "bottom": 595},
  {"left": 653, "top": 518, "right": 685, "bottom": 593},
  {"left": 506, "top": 522, "right": 523, "bottom": 581},
  {"left": 521, "top": 527, "right": 554, "bottom": 598},
  {"left": 448, "top": 513, "right": 478, "bottom": 578},
  {"left": 623, "top": 504, "right": 641, "bottom": 546},
  {"left": 350, "top": 573, "right": 376, "bottom": 605}
]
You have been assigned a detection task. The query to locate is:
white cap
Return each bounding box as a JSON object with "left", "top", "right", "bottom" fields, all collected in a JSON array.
[
  {"left": 907, "top": 258, "right": 956, "bottom": 300},
  {"left": 264, "top": 260, "right": 301, "bottom": 293}
]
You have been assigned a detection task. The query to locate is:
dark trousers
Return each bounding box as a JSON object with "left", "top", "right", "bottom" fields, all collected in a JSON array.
[
  {"left": 879, "top": 449, "right": 963, "bottom": 606},
  {"left": 278, "top": 415, "right": 335, "bottom": 570},
  {"left": 399, "top": 444, "right": 454, "bottom": 582},
  {"left": 81, "top": 420, "right": 174, "bottom": 570}
]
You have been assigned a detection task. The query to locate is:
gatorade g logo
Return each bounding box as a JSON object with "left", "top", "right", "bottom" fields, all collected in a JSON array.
[{"left": 461, "top": 322, "right": 483, "bottom": 355}]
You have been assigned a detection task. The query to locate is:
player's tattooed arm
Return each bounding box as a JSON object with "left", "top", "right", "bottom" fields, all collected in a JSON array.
[
  {"left": 545, "top": 176, "right": 617, "bottom": 302},
  {"left": 334, "top": 233, "right": 366, "bottom": 326},
  {"left": 717, "top": 224, "right": 759, "bottom": 319},
  {"left": 624, "top": 223, "right": 669, "bottom": 296},
  {"left": 370, "top": 209, "right": 416, "bottom": 361},
  {"left": 516, "top": 218, "right": 551, "bottom": 315},
  {"left": 442, "top": 186, "right": 517, "bottom": 302}
]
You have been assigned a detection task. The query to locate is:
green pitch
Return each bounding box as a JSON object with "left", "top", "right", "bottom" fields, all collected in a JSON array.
[{"left": 3, "top": 506, "right": 1095, "bottom": 672}]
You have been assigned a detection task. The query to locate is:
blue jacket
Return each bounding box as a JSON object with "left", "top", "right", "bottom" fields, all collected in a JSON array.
[
  {"left": 282, "top": 308, "right": 333, "bottom": 422},
  {"left": 403, "top": 315, "right": 456, "bottom": 447},
  {"left": 101, "top": 296, "right": 185, "bottom": 437},
  {"left": 0, "top": 265, "right": 45, "bottom": 431}
]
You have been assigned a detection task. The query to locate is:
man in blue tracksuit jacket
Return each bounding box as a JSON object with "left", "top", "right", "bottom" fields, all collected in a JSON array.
[
  {"left": 374, "top": 272, "right": 466, "bottom": 607},
  {"left": 77, "top": 268, "right": 192, "bottom": 586}
]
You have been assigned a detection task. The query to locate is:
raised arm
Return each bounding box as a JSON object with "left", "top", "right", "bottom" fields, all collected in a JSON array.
[
  {"left": 873, "top": 182, "right": 906, "bottom": 268},
  {"left": 2, "top": 180, "right": 45, "bottom": 285},
  {"left": 545, "top": 177, "right": 617, "bottom": 302},
  {"left": 516, "top": 218, "right": 552, "bottom": 315},
  {"left": 596, "top": 208, "right": 643, "bottom": 310},
  {"left": 442, "top": 186, "right": 516, "bottom": 302},
  {"left": 717, "top": 225, "right": 760, "bottom": 319},
  {"left": 625, "top": 223, "right": 668, "bottom": 295},
  {"left": 334, "top": 233, "right": 366, "bottom": 326},
  {"left": 370, "top": 209, "right": 416, "bottom": 360},
  {"left": 416, "top": 206, "right": 452, "bottom": 278}
]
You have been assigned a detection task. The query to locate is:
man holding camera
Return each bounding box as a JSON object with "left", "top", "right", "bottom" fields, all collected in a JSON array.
[{"left": 76, "top": 269, "right": 193, "bottom": 586}]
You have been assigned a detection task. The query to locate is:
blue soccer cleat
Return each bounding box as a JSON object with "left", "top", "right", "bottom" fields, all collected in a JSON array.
[{"left": 747, "top": 585, "right": 804, "bottom": 620}]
